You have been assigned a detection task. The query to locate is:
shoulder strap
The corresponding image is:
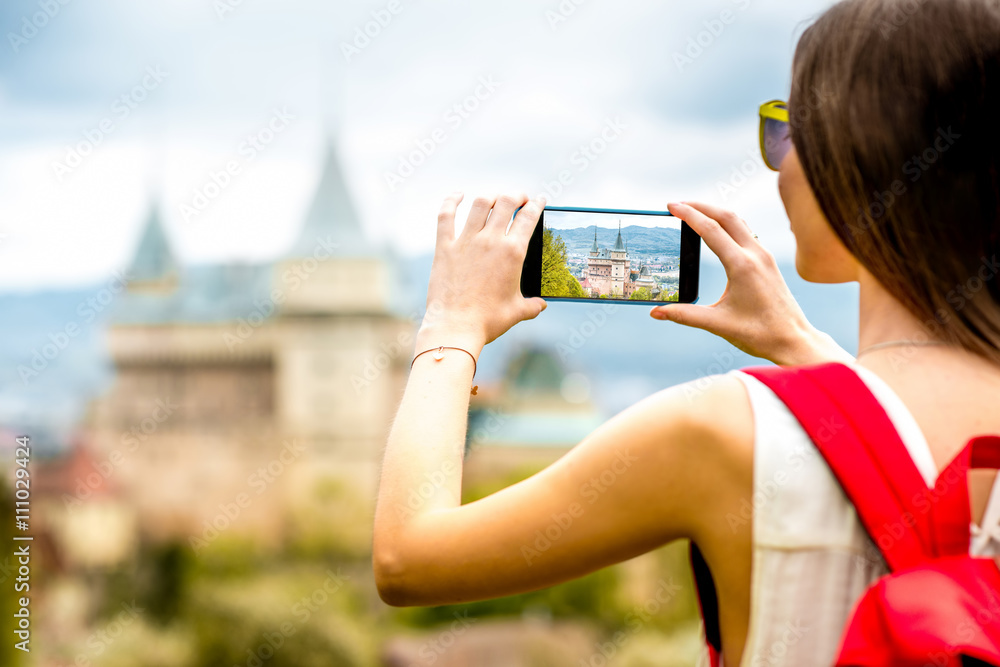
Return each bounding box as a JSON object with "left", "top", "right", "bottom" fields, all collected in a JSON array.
[
  {"left": 936, "top": 435, "right": 1000, "bottom": 547},
  {"left": 690, "top": 363, "right": 990, "bottom": 665},
  {"left": 743, "top": 362, "right": 953, "bottom": 571}
]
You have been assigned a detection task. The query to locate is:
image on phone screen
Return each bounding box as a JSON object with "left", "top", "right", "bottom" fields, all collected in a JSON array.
[{"left": 521, "top": 207, "right": 701, "bottom": 305}]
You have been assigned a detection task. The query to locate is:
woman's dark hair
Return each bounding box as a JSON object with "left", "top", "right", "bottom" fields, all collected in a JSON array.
[{"left": 790, "top": 0, "right": 1000, "bottom": 363}]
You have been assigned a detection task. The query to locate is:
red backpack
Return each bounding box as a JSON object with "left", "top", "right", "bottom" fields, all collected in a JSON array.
[{"left": 691, "top": 362, "right": 1000, "bottom": 666}]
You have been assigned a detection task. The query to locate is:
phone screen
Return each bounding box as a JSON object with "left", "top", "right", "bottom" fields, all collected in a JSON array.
[{"left": 540, "top": 208, "right": 684, "bottom": 303}]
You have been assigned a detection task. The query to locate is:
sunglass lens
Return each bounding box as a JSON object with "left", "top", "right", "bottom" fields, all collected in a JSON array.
[{"left": 763, "top": 117, "right": 791, "bottom": 169}]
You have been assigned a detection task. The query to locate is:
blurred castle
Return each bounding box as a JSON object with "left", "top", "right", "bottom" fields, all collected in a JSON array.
[
  {"left": 85, "top": 144, "right": 411, "bottom": 548},
  {"left": 580, "top": 225, "right": 659, "bottom": 300},
  {"left": 35, "top": 143, "right": 605, "bottom": 569}
]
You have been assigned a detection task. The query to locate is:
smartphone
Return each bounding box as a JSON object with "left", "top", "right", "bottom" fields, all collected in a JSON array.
[{"left": 520, "top": 206, "right": 701, "bottom": 305}]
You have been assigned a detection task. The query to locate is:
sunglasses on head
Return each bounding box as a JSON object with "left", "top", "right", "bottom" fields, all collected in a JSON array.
[{"left": 759, "top": 100, "right": 791, "bottom": 171}]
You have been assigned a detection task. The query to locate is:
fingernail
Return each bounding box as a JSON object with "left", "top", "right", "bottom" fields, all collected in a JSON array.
[{"left": 651, "top": 310, "right": 666, "bottom": 320}]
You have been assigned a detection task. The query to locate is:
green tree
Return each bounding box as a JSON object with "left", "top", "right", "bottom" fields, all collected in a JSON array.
[
  {"left": 541, "top": 230, "right": 586, "bottom": 298},
  {"left": 629, "top": 287, "right": 653, "bottom": 301}
]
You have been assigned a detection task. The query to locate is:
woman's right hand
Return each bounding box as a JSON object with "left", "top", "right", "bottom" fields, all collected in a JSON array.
[{"left": 651, "top": 201, "right": 854, "bottom": 367}]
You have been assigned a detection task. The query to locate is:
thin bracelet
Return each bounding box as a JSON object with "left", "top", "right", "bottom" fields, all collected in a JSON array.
[{"left": 411, "top": 346, "right": 479, "bottom": 395}]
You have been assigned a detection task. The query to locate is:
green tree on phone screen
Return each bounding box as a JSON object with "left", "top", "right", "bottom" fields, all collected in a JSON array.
[
  {"left": 541, "top": 229, "right": 586, "bottom": 298},
  {"left": 629, "top": 287, "right": 653, "bottom": 301}
]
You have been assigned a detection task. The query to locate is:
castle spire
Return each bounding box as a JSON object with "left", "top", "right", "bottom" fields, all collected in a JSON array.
[
  {"left": 590, "top": 226, "right": 599, "bottom": 254},
  {"left": 613, "top": 221, "right": 625, "bottom": 252},
  {"left": 288, "top": 140, "right": 371, "bottom": 257},
  {"left": 126, "top": 203, "right": 177, "bottom": 286}
]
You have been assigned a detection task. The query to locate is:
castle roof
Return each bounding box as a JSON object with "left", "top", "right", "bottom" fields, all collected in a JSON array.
[
  {"left": 126, "top": 205, "right": 176, "bottom": 284},
  {"left": 113, "top": 139, "right": 372, "bottom": 325},
  {"left": 288, "top": 142, "right": 372, "bottom": 258},
  {"left": 590, "top": 228, "right": 599, "bottom": 254},
  {"left": 112, "top": 262, "right": 274, "bottom": 325},
  {"left": 613, "top": 222, "right": 625, "bottom": 252}
]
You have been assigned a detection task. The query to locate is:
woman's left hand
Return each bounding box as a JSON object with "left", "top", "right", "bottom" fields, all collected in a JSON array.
[{"left": 417, "top": 193, "right": 548, "bottom": 353}]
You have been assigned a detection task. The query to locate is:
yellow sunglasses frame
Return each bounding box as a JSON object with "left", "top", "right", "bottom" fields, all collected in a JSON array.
[{"left": 759, "top": 100, "right": 790, "bottom": 171}]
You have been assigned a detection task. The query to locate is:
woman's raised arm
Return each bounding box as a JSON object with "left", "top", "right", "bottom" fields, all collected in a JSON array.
[{"left": 372, "top": 193, "right": 755, "bottom": 607}]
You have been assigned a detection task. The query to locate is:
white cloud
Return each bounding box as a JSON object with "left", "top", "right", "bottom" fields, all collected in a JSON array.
[{"left": 0, "top": 0, "right": 838, "bottom": 289}]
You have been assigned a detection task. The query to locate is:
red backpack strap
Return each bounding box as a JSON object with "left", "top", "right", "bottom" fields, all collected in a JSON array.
[
  {"left": 689, "top": 363, "right": 984, "bottom": 663},
  {"left": 936, "top": 435, "right": 1000, "bottom": 546},
  {"left": 743, "top": 362, "right": 943, "bottom": 571}
]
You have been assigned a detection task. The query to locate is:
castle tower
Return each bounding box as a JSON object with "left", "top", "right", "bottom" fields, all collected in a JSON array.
[
  {"left": 277, "top": 142, "right": 391, "bottom": 315},
  {"left": 96, "top": 200, "right": 282, "bottom": 542},
  {"left": 611, "top": 222, "right": 626, "bottom": 258},
  {"left": 271, "top": 140, "right": 409, "bottom": 508},
  {"left": 609, "top": 221, "right": 628, "bottom": 294},
  {"left": 124, "top": 204, "right": 177, "bottom": 293}
]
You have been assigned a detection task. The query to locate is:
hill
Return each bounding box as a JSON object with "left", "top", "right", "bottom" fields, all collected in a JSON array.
[{"left": 550, "top": 225, "right": 681, "bottom": 259}]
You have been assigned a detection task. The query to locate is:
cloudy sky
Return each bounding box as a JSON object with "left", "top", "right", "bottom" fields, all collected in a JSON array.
[
  {"left": 0, "top": 0, "right": 838, "bottom": 290},
  {"left": 544, "top": 210, "right": 682, "bottom": 232}
]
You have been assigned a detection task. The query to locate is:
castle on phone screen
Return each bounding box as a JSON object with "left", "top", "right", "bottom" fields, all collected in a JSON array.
[{"left": 580, "top": 223, "right": 659, "bottom": 299}]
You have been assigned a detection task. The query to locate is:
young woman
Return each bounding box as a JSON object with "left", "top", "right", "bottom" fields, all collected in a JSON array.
[{"left": 373, "top": 0, "right": 1000, "bottom": 663}]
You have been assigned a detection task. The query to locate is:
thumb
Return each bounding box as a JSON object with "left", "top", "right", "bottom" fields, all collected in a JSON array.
[
  {"left": 650, "top": 304, "right": 718, "bottom": 332},
  {"left": 521, "top": 298, "right": 548, "bottom": 321}
]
